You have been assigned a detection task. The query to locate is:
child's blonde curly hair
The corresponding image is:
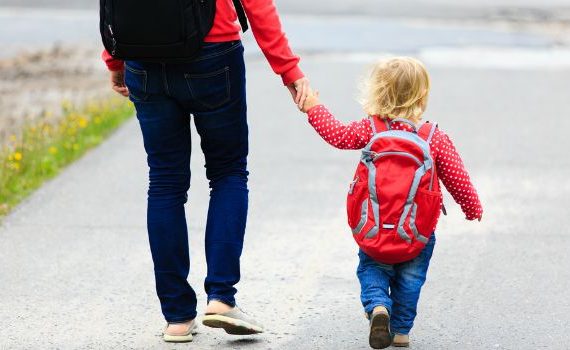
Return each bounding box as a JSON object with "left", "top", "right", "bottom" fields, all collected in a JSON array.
[{"left": 361, "top": 57, "right": 430, "bottom": 124}]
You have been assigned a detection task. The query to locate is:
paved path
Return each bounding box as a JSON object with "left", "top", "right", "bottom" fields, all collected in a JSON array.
[{"left": 1, "top": 3, "right": 570, "bottom": 350}]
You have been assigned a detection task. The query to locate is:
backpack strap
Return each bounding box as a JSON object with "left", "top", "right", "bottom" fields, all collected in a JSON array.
[
  {"left": 369, "top": 116, "right": 389, "bottom": 135},
  {"left": 418, "top": 121, "right": 438, "bottom": 144},
  {"left": 389, "top": 118, "right": 418, "bottom": 133},
  {"left": 233, "top": 0, "right": 249, "bottom": 33}
]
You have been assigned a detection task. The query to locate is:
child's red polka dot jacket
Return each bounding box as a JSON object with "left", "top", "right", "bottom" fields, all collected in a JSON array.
[{"left": 307, "top": 105, "right": 483, "bottom": 221}]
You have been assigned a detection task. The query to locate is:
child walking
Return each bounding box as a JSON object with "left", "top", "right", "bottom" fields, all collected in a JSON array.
[{"left": 301, "top": 57, "right": 483, "bottom": 349}]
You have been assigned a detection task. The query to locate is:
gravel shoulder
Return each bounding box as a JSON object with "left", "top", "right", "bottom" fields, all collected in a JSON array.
[{"left": 0, "top": 45, "right": 112, "bottom": 143}]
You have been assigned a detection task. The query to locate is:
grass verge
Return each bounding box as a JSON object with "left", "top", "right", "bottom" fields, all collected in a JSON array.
[{"left": 0, "top": 97, "right": 134, "bottom": 217}]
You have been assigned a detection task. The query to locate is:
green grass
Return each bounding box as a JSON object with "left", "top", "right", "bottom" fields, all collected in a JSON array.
[{"left": 0, "top": 97, "right": 135, "bottom": 217}]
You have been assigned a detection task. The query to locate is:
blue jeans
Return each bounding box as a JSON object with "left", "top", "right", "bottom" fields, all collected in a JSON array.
[
  {"left": 357, "top": 235, "right": 436, "bottom": 335},
  {"left": 125, "top": 41, "right": 248, "bottom": 323}
]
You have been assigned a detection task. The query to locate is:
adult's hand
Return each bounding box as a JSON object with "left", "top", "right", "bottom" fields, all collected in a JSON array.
[
  {"left": 287, "top": 77, "right": 311, "bottom": 110},
  {"left": 111, "top": 69, "right": 129, "bottom": 97}
]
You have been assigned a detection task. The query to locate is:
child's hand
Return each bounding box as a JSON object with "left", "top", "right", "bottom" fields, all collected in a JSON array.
[{"left": 301, "top": 90, "right": 321, "bottom": 113}]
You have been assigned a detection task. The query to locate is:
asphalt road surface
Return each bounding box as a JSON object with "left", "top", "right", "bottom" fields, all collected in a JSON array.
[{"left": 1, "top": 1, "right": 569, "bottom": 349}]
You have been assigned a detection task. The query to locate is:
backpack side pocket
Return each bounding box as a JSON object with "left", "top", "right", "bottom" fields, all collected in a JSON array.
[
  {"left": 413, "top": 188, "right": 442, "bottom": 240},
  {"left": 347, "top": 176, "right": 369, "bottom": 234}
]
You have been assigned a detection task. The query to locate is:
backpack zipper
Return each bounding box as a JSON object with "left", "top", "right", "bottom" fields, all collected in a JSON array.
[
  {"left": 349, "top": 176, "right": 359, "bottom": 194},
  {"left": 372, "top": 151, "right": 422, "bottom": 166}
]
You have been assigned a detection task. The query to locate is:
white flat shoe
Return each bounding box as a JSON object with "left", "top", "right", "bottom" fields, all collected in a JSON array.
[
  {"left": 202, "top": 307, "right": 264, "bottom": 335},
  {"left": 163, "top": 320, "right": 197, "bottom": 343}
]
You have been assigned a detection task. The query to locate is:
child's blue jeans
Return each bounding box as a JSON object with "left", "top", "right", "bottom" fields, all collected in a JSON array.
[{"left": 357, "top": 235, "right": 435, "bottom": 335}]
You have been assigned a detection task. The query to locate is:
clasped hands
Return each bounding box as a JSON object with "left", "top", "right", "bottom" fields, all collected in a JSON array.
[{"left": 287, "top": 77, "right": 320, "bottom": 114}]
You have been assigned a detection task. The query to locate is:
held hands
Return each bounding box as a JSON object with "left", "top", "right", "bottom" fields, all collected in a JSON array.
[
  {"left": 111, "top": 69, "right": 129, "bottom": 97},
  {"left": 286, "top": 77, "right": 321, "bottom": 113},
  {"left": 300, "top": 90, "right": 320, "bottom": 113},
  {"left": 287, "top": 77, "right": 311, "bottom": 110}
]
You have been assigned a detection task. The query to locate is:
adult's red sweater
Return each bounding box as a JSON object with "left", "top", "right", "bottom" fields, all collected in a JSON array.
[{"left": 102, "top": 0, "right": 303, "bottom": 85}]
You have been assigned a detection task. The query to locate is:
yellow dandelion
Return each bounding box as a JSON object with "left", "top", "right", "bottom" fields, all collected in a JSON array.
[
  {"left": 13, "top": 152, "right": 23, "bottom": 161},
  {"left": 48, "top": 146, "right": 58, "bottom": 155},
  {"left": 78, "top": 117, "right": 89, "bottom": 128}
]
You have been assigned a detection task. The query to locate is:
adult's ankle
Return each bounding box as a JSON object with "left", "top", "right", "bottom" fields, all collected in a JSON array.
[{"left": 206, "top": 299, "right": 234, "bottom": 313}]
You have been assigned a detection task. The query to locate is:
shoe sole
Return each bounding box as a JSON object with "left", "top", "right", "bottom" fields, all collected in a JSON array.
[
  {"left": 162, "top": 324, "right": 197, "bottom": 343},
  {"left": 393, "top": 342, "right": 410, "bottom": 348},
  {"left": 369, "top": 312, "right": 392, "bottom": 349},
  {"left": 163, "top": 333, "right": 193, "bottom": 343},
  {"left": 202, "top": 315, "right": 263, "bottom": 335}
]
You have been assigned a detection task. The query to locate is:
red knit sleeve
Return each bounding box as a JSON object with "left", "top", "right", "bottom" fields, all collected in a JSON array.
[
  {"left": 431, "top": 129, "right": 483, "bottom": 220},
  {"left": 307, "top": 105, "right": 373, "bottom": 150},
  {"left": 101, "top": 49, "right": 124, "bottom": 71},
  {"left": 240, "top": 0, "right": 303, "bottom": 85}
]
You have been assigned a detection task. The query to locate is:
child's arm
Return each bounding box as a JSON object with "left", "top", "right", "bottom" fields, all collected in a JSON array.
[
  {"left": 433, "top": 130, "right": 483, "bottom": 221},
  {"left": 302, "top": 91, "right": 373, "bottom": 150}
]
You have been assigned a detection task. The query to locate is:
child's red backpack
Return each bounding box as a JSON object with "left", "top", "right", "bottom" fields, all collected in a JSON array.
[{"left": 347, "top": 117, "right": 443, "bottom": 264}]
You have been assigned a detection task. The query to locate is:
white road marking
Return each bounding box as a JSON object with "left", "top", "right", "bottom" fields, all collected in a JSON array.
[
  {"left": 420, "top": 47, "right": 570, "bottom": 69},
  {"left": 310, "top": 48, "right": 570, "bottom": 70}
]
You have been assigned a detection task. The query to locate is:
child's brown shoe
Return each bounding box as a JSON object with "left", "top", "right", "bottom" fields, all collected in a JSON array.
[
  {"left": 368, "top": 306, "right": 392, "bottom": 349},
  {"left": 392, "top": 333, "right": 410, "bottom": 347}
]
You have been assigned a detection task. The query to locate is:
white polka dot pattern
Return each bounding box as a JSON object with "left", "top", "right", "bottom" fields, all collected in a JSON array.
[{"left": 307, "top": 104, "right": 483, "bottom": 221}]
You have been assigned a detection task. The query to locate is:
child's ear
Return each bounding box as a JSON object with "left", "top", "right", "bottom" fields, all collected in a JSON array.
[{"left": 419, "top": 97, "right": 428, "bottom": 110}]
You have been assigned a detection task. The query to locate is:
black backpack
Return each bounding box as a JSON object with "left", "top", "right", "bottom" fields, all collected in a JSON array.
[{"left": 100, "top": 0, "right": 248, "bottom": 62}]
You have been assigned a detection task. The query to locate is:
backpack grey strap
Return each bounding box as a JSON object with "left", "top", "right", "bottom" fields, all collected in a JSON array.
[
  {"left": 426, "top": 121, "right": 438, "bottom": 144},
  {"left": 389, "top": 118, "right": 418, "bottom": 133},
  {"left": 369, "top": 116, "right": 378, "bottom": 134},
  {"left": 370, "top": 116, "right": 390, "bottom": 135},
  {"left": 418, "top": 121, "right": 439, "bottom": 144}
]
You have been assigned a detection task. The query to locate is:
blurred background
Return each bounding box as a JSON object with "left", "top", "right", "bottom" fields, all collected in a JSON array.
[{"left": 1, "top": 1, "right": 569, "bottom": 349}]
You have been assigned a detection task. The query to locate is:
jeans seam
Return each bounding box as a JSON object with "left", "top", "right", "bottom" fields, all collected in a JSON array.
[
  {"left": 207, "top": 296, "right": 236, "bottom": 307},
  {"left": 166, "top": 312, "right": 198, "bottom": 323},
  {"left": 161, "top": 63, "right": 170, "bottom": 96},
  {"left": 391, "top": 327, "right": 410, "bottom": 335},
  {"left": 184, "top": 67, "right": 231, "bottom": 109},
  {"left": 125, "top": 66, "right": 149, "bottom": 101},
  {"left": 193, "top": 41, "right": 242, "bottom": 62},
  {"left": 366, "top": 303, "right": 391, "bottom": 315}
]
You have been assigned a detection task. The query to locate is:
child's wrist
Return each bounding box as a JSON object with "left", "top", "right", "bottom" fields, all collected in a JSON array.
[{"left": 305, "top": 103, "right": 323, "bottom": 114}]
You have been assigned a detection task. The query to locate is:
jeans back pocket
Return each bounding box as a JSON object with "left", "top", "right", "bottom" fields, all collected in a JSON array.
[
  {"left": 185, "top": 66, "right": 231, "bottom": 110},
  {"left": 125, "top": 64, "right": 149, "bottom": 102}
]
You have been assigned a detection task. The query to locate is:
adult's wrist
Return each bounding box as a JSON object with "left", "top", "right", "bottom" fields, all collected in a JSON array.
[
  {"left": 107, "top": 60, "right": 125, "bottom": 72},
  {"left": 281, "top": 66, "right": 304, "bottom": 86}
]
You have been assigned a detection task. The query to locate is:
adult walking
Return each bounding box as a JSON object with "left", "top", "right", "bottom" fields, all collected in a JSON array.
[{"left": 100, "top": 0, "right": 309, "bottom": 342}]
